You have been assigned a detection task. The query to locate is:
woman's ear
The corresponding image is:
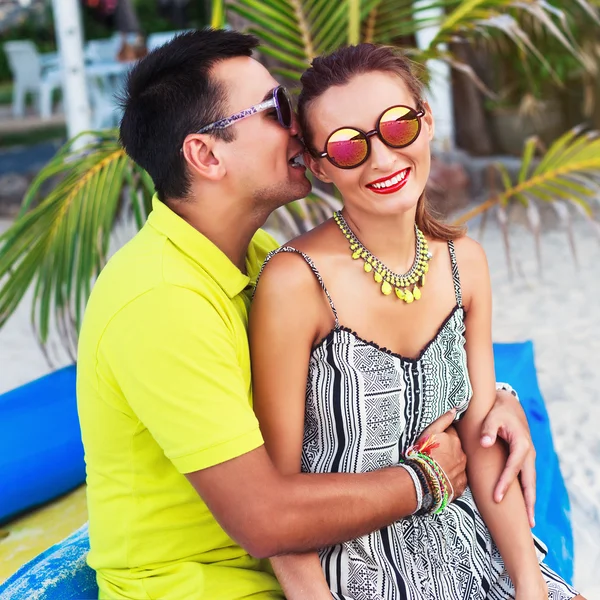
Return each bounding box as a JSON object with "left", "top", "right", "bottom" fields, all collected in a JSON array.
[
  {"left": 182, "top": 134, "right": 226, "bottom": 182},
  {"left": 422, "top": 101, "right": 435, "bottom": 141},
  {"left": 305, "top": 151, "right": 333, "bottom": 184}
]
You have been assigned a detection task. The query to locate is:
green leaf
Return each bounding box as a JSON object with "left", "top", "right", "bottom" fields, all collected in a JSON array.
[
  {"left": 518, "top": 136, "right": 539, "bottom": 183},
  {"left": 348, "top": 0, "right": 361, "bottom": 44},
  {"left": 211, "top": 0, "right": 226, "bottom": 27}
]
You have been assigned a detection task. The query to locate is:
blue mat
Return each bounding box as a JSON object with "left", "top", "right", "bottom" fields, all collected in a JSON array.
[
  {"left": 0, "top": 342, "right": 573, "bottom": 598},
  {"left": 0, "top": 524, "right": 96, "bottom": 600},
  {"left": 494, "top": 341, "right": 574, "bottom": 583},
  {"left": 0, "top": 365, "right": 84, "bottom": 524}
]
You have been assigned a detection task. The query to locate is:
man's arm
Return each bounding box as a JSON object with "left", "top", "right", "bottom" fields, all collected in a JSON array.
[
  {"left": 186, "top": 410, "right": 464, "bottom": 560},
  {"left": 186, "top": 445, "right": 415, "bottom": 559}
]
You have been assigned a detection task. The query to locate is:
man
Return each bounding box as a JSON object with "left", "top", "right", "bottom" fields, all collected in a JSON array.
[{"left": 77, "top": 29, "right": 536, "bottom": 599}]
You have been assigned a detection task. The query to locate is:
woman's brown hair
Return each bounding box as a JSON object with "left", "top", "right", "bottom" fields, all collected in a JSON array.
[{"left": 298, "top": 43, "right": 464, "bottom": 241}]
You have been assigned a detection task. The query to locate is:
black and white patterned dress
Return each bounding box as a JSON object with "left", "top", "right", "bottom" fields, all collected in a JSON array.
[{"left": 263, "top": 242, "right": 577, "bottom": 600}]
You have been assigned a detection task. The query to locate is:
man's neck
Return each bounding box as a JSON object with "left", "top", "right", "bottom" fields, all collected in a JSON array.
[{"left": 174, "top": 200, "right": 266, "bottom": 273}]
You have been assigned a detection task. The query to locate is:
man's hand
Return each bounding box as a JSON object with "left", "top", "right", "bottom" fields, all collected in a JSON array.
[
  {"left": 480, "top": 389, "right": 536, "bottom": 527},
  {"left": 418, "top": 409, "right": 468, "bottom": 499}
]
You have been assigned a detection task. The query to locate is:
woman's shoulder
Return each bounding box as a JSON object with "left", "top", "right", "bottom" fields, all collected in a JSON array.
[
  {"left": 261, "top": 219, "right": 338, "bottom": 271},
  {"left": 447, "top": 235, "right": 491, "bottom": 310},
  {"left": 450, "top": 235, "right": 488, "bottom": 272},
  {"left": 285, "top": 217, "right": 339, "bottom": 254},
  {"left": 255, "top": 219, "right": 338, "bottom": 299}
]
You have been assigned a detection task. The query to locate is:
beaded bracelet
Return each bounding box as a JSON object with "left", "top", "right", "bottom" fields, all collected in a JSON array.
[
  {"left": 414, "top": 455, "right": 447, "bottom": 513},
  {"left": 418, "top": 454, "right": 451, "bottom": 513},
  {"left": 406, "top": 454, "right": 443, "bottom": 513},
  {"left": 405, "top": 459, "right": 434, "bottom": 515},
  {"left": 405, "top": 435, "right": 453, "bottom": 514},
  {"left": 434, "top": 460, "right": 454, "bottom": 503},
  {"left": 397, "top": 463, "right": 423, "bottom": 514}
]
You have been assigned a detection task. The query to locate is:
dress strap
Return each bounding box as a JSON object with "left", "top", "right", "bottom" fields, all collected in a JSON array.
[
  {"left": 447, "top": 240, "right": 463, "bottom": 308},
  {"left": 256, "top": 246, "right": 340, "bottom": 327}
]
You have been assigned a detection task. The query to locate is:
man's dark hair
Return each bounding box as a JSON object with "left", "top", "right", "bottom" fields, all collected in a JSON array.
[{"left": 119, "top": 28, "right": 259, "bottom": 201}]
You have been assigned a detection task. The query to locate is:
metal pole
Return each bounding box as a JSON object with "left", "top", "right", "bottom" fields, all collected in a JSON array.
[
  {"left": 413, "top": 1, "right": 454, "bottom": 152},
  {"left": 51, "top": 0, "right": 91, "bottom": 138}
]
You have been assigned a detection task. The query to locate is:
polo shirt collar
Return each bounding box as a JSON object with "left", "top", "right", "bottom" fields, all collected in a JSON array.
[{"left": 148, "top": 196, "right": 250, "bottom": 298}]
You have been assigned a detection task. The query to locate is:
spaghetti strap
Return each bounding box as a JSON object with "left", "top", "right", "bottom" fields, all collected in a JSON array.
[
  {"left": 255, "top": 246, "right": 339, "bottom": 327},
  {"left": 447, "top": 240, "right": 463, "bottom": 308}
]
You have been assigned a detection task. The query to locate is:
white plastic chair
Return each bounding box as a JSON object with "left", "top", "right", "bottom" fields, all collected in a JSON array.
[
  {"left": 85, "top": 37, "right": 121, "bottom": 64},
  {"left": 3, "top": 40, "right": 62, "bottom": 119},
  {"left": 87, "top": 68, "right": 128, "bottom": 130},
  {"left": 146, "top": 30, "right": 191, "bottom": 52}
]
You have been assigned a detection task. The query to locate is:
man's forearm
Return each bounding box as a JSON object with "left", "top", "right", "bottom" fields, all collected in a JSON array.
[{"left": 257, "top": 467, "right": 417, "bottom": 557}]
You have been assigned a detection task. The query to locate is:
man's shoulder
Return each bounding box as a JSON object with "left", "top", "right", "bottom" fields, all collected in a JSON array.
[
  {"left": 80, "top": 226, "right": 220, "bottom": 353},
  {"left": 83, "top": 226, "right": 164, "bottom": 322},
  {"left": 250, "top": 228, "right": 280, "bottom": 266}
]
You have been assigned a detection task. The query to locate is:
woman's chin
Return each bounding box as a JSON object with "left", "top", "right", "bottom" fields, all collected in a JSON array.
[{"left": 362, "top": 185, "right": 422, "bottom": 216}]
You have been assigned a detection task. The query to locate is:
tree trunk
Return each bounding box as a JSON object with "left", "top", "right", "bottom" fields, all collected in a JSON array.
[{"left": 450, "top": 41, "right": 494, "bottom": 156}]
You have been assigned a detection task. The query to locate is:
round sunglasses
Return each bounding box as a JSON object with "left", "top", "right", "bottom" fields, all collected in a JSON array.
[{"left": 314, "top": 105, "right": 425, "bottom": 169}]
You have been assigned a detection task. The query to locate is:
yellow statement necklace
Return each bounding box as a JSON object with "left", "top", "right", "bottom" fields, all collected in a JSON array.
[{"left": 334, "top": 210, "right": 432, "bottom": 303}]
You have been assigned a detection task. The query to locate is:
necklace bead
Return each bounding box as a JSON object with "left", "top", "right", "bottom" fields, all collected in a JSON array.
[{"left": 334, "top": 210, "right": 432, "bottom": 303}]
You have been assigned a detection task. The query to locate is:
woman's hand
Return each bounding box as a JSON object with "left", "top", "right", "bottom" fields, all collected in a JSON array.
[
  {"left": 480, "top": 389, "right": 537, "bottom": 527},
  {"left": 418, "top": 409, "right": 468, "bottom": 499}
]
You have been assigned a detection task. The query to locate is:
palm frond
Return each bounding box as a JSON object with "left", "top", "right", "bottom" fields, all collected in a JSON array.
[
  {"left": 362, "top": 0, "right": 416, "bottom": 43},
  {"left": 269, "top": 189, "right": 342, "bottom": 239},
  {"left": 211, "top": 0, "right": 226, "bottom": 28},
  {"left": 226, "top": 0, "right": 350, "bottom": 80},
  {"left": 348, "top": 0, "right": 361, "bottom": 44},
  {"left": 428, "top": 0, "right": 596, "bottom": 77},
  {"left": 0, "top": 132, "right": 152, "bottom": 356},
  {"left": 394, "top": 0, "right": 600, "bottom": 89},
  {"left": 454, "top": 126, "right": 600, "bottom": 229},
  {"left": 358, "top": 0, "right": 595, "bottom": 94}
]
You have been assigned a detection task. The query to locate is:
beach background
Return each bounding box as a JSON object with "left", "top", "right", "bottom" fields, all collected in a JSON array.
[{"left": 1, "top": 210, "right": 599, "bottom": 595}]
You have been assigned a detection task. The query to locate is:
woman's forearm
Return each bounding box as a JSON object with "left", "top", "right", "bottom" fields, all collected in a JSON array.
[
  {"left": 466, "top": 441, "right": 542, "bottom": 588},
  {"left": 270, "top": 553, "right": 331, "bottom": 599}
]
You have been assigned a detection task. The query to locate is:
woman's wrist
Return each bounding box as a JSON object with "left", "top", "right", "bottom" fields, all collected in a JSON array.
[
  {"left": 508, "top": 554, "right": 544, "bottom": 590},
  {"left": 514, "top": 574, "right": 546, "bottom": 595},
  {"left": 512, "top": 566, "right": 544, "bottom": 586}
]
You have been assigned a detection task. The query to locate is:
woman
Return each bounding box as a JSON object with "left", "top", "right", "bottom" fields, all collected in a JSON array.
[{"left": 249, "top": 44, "right": 581, "bottom": 600}]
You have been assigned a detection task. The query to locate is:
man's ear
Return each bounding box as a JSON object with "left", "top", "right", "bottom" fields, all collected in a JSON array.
[
  {"left": 182, "top": 134, "right": 226, "bottom": 182},
  {"left": 422, "top": 101, "right": 435, "bottom": 141},
  {"left": 305, "top": 151, "right": 333, "bottom": 184}
]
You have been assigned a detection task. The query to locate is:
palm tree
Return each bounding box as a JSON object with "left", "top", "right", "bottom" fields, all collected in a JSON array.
[{"left": 0, "top": 0, "right": 599, "bottom": 356}]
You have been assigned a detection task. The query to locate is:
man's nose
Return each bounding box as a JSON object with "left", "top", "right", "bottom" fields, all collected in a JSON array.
[{"left": 289, "top": 112, "right": 301, "bottom": 137}]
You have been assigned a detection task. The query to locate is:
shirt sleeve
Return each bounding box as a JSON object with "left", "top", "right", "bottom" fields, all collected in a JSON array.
[{"left": 100, "top": 284, "right": 264, "bottom": 473}]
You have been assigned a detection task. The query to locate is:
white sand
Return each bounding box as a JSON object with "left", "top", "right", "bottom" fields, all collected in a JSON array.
[
  {"left": 471, "top": 214, "right": 600, "bottom": 598},
  {"left": 1, "top": 214, "right": 599, "bottom": 596}
]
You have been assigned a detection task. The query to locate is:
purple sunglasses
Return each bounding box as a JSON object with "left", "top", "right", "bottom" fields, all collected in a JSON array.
[{"left": 196, "top": 85, "right": 293, "bottom": 134}]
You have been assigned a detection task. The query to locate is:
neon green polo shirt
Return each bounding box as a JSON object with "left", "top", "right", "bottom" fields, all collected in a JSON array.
[{"left": 76, "top": 196, "right": 282, "bottom": 600}]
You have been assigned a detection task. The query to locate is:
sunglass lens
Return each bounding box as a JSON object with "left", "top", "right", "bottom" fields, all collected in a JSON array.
[
  {"left": 327, "top": 128, "right": 368, "bottom": 168},
  {"left": 276, "top": 87, "right": 293, "bottom": 128},
  {"left": 379, "top": 106, "right": 421, "bottom": 148}
]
